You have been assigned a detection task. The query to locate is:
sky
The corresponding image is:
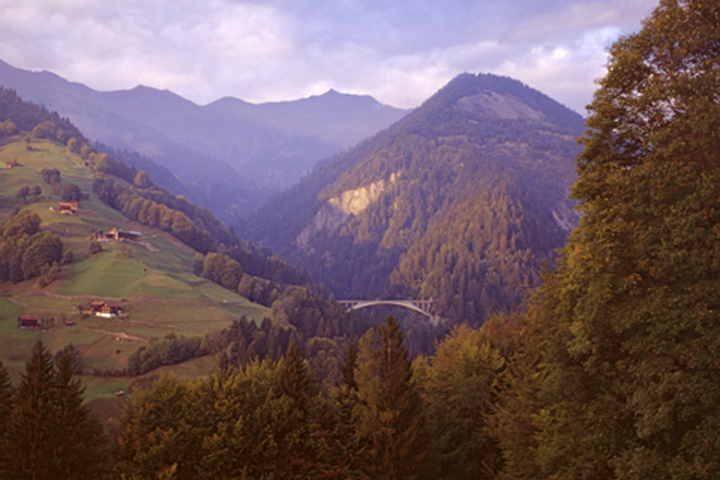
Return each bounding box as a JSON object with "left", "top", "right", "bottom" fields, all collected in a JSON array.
[{"left": 0, "top": 0, "right": 659, "bottom": 114}]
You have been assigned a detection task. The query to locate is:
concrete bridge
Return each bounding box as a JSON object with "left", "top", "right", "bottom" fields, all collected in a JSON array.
[{"left": 338, "top": 299, "right": 440, "bottom": 326}]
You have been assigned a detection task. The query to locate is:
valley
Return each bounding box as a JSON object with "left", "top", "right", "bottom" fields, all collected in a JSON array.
[
  {"left": 0, "top": 59, "right": 410, "bottom": 221},
  {"left": 0, "top": 135, "right": 267, "bottom": 400},
  {"left": 1, "top": 2, "right": 718, "bottom": 473}
]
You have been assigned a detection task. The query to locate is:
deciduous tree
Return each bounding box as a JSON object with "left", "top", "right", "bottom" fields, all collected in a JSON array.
[{"left": 528, "top": 1, "right": 720, "bottom": 478}]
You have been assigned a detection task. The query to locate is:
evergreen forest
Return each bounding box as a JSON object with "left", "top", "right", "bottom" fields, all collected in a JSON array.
[{"left": 0, "top": 0, "right": 719, "bottom": 478}]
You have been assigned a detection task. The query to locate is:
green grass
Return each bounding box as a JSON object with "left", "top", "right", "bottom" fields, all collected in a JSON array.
[{"left": 0, "top": 136, "right": 270, "bottom": 401}]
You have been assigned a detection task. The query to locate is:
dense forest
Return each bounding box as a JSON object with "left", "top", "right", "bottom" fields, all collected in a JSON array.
[
  {"left": 0, "top": 88, "right": 424, "bottom": 376},
  {"left": 240, "top": 71, "right": 583, "bottom": 326},
  {"left": 1, "top": 0, "right": 719, "bottom": 478}
]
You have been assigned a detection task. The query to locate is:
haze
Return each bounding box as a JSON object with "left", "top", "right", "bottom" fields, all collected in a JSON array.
[{"left": 0, "top": 0, "right": 658, "bottom": 113}]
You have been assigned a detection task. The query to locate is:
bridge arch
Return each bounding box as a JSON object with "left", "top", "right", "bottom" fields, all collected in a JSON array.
[{"left": 338, "top": 299, "right": 439, "bottom": 325}]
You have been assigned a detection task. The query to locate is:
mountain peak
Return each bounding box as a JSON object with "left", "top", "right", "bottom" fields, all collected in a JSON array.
[{"left": 416, "top": 72, "right": 584, "bottom": 130}]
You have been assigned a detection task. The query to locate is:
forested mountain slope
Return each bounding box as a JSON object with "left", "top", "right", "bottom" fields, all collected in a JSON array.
[
  {"left": 241, "top": 73, "right": 584, "bottom": 324},
  {"left": 0, "top": 59, "right": 409, "bottom": 220},
  {"left": 0, "top": 88, "right": 371, "bottom": 399}
]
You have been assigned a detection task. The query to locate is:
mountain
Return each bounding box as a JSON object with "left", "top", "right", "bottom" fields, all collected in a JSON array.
[
  {"left": 239, "top": 73, "right": 585, "bottom": 324},
  {"left": 0, "top": 59, "right": 408, "bottom": 220},
  {"left": 0, "top": 88, "right": 380, "bottom": 408}
]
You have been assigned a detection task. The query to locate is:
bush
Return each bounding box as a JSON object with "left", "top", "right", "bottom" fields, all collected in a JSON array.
[{"left": 88, "top": 242, "right": 102, "bottom": 255}]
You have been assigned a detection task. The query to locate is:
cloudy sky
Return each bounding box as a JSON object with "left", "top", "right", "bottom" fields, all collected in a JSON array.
[{"left": 0, "top": 0, "right": 658, "bottom": 114}]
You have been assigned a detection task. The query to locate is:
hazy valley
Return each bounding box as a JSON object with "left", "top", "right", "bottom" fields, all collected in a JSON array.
[{"left": 0, "top": 2, "right": 718, "bottom": 475}]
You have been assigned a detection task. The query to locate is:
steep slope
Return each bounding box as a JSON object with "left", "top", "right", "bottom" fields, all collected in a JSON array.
[
  {"left": 0, "top": 90, "right": 391, "bottom": 405},
  {"left": 0, "top": 133, "right": 269, "bottom": 395},
  {"left": 241, "top": 73, "right": 584, "bottom": 324},
  {"left": 0, "top": 59, "right": 409, "bottom": 196}
]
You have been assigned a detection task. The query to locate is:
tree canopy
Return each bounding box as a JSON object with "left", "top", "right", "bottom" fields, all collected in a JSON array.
[{"left": 493, "top": 1, "right": 720, "bottom": 478}]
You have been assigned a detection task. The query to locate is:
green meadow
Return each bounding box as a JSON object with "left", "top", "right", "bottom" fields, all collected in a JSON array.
[{"left": 0, "top": 136, "right": 269, "bottom": 400}]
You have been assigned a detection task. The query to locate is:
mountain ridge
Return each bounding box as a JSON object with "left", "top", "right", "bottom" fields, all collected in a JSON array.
[
  {"left": 240, "top": 72, "right": 584, "bottom": 324},
  {"left": 0, "top": 59, "right": 409, "bottom": 219}
]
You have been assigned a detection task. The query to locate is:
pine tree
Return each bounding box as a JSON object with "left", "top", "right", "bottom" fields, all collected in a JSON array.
[
  {"left": 355, "top": 316, "right": 428, "bottom": 479},
  {"left": 340, "top": 339, "right": 359, "bottom": 390},
  {"left": 0, "top": 361, "right": 12, "bottom": 476},
  {"left": 51, "top": 346, "right": 108, "bottom": 477},
  {"left": 276, "top": 340, "right": 315, "bottom": 409},
  {"left": 5, "top": 341, "right": 57, "bottom": 480}
]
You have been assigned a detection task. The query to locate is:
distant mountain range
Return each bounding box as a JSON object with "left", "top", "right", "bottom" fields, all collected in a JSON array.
[
  {"left": 240, "top": 73, "right": 585, "bottom": 324},
  {"left": 0, "top": 59, "right": 409, "bottom": 220}
]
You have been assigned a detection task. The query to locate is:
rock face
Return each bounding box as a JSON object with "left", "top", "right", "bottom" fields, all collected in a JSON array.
[
  {"left": 455, "top": 91, "right": 546, "bottom": 121},
  {"left": 296, "top": 173, "right": 401, "bottom": 248},
  {"left": 241, "top": 73, "right": 585, "bottom": 324}
]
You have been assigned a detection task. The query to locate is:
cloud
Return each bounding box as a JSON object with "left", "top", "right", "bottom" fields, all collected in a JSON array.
[{"left": 0, "top": 0, "right": 659, "bottom": 113}]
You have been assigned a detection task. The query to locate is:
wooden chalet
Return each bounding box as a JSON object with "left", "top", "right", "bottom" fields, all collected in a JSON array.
[
  {"left": 58, "top": 201, "right": 79, "bottom": 215},
  {"left": 93, "top": 228, "right": 143, "bottom": 242},
  {"left": 108, "top": 228, "right": 143, "bottom": 242},
  {"left": 17, "top": 315, "right": 39, "bottom": 329},
  {"left": 85, "top": 301, "right": 123, "bottom": 318}
]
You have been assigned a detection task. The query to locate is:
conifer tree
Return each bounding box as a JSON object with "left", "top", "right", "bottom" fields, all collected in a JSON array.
[
  {"left": 51, "top": 346, "right": 109, "bottom": 477},
  {"left": 0, "top": 361, "right": 12, "bottom": 476},
  {"left": 277, "top": 340, "right": 315, "bottom": 408},
  {"left": 340, "top": 338, "right": 359, "bottom": 390},
  {"left": 4, "top": 341, "right": 56, "bottom": 480},
  {"left": 2, "top": 343, "right": 108, "bottom": 480},
  {"left": 355, "top": 316, "right": 427, "bottom": 479}
]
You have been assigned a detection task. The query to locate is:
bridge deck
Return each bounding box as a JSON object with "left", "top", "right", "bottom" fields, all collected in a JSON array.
[{"left": 338, "top": 299, "right": 439, "bottom": 325}]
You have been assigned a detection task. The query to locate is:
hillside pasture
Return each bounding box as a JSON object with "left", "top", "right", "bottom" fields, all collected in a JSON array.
[{"left": 0, "top": 135, "right": 269, "bottom": 399}]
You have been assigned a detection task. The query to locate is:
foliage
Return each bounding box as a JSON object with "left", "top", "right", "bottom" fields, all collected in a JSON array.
[
  {"left": 126, "top": 333, "right": 208, "bottom": 376},
  {"left": 14, "top": 185, "right": 30, "bottom": 203},
  {"left": 241, "top": 73, "right": 580, "bottom": 325},
  {"left": 216, "top": 316, "right": 293, "bottom": 368},
  {"left": 88, "top": 241, "right": 103, "bottom": 255},
  {"left": 490, "top": 1, "right": 720, "bottom": 478},
  {"left": 40, "top": 168, "right": 61, "bottom": 186},
  {"left": 355, "top": 316, "right": 428, "bottom": 479},
  {"left": 420, "top": 324, "right": 504, "bottom": 479},
  {"left": 0, "top": 361, "right": 12, "bottom": 474},
  {"left": 203, "top": 252, "right": 243, "bottom": 290},
  {"left": 236, "top": 273, "right": 280, "bottom": 307},
  {"left": 92, "top": 174, "right": 309, "bottom": 288},
  {"left": 0, "top": 119, "right": 18, "bottom": 137},
  {"left": 61, "top": 182, "right": 83, "bottom": 202},
  {"left": 1, "top": 342, "right": 109, "bottom": 479},
  {"left": 133, "top": 170, "right": 153, "bottom": 188},
  {"left": 118, "top": 358, "right": 354, "bottom": 479},
  {"left": 0, "top": 209, "right": 63, "bottom": 283},
  {"left": 0, "top": 87, "right": 84, "bottom": 139}
]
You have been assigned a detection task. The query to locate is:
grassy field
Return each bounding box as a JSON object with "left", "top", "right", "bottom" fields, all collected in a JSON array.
[{"left": 0, "top": 136, "right": 269, "bottom": 400}]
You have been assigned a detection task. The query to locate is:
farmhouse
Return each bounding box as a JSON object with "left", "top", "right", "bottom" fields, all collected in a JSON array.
[
  {"left": 84, "top": 301, "right": 123, "bottom": 318},
  {"left": 95, "top": 228, "right": 144, "bottom": 242},
  {"left": 17, "top": 315, "right": 39, "bottom": 329},
  {"left": 58, "top": 201, "right": 79, "bottom": 215}
]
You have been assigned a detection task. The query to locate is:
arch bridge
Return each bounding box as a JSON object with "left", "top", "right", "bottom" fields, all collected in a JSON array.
[{"left": 338, "top": 299, "right": 440, "bottom": 326}]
